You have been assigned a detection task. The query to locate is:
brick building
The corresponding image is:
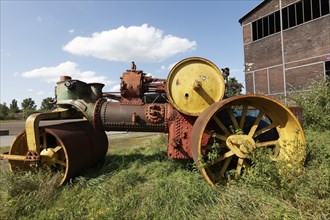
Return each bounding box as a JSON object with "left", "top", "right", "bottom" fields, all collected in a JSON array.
[{"left": 239, "top": 0, "right": 330, "bottom": 103}]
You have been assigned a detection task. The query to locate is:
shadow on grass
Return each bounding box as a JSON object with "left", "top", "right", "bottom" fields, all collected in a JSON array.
[{"left": 80, "top": 151, "right": 194, "bottom": 180}]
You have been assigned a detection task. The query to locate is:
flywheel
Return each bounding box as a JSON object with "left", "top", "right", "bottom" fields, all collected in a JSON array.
[
  {"left": 190, "top": 95, "right": 306, "bottom": 186},
  {"left": 166, "top": 57, "right": 225, "bottom": 116}
]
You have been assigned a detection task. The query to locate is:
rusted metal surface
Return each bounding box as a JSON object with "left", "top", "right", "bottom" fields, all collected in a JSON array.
[
  {"left": 289, "top": 107, "right": 304, "bottom": 128},
  {"left": 97, "top": 101, "right": 176, "bottom": 132},
  {"left": 119, "top": 64, "right": 166, "bottom": 105},
  {"left": 167, "top": 112, "right": 196, "bottom": 159},
  {"left": 9, "top": 121, "right": 108, "bottom": 185}
]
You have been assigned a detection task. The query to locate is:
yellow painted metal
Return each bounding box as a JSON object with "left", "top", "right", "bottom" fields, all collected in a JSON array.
[
  {"left": 0, "top": 109, "right": 70, "bottom": 164},
  {"left": 25, "top": 109, "right": 70, "bottom": 153},
  {"left": 0, "top": 153, "right": 29, "bottom": 161},
  {"left": 190, "top": 94, "right": 306, "bottom": 186},
  {"left": 166, "top": 57, "right": 225, "bottom": 116}
]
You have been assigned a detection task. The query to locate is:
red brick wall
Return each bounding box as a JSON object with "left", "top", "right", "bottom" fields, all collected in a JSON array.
[
  {"left": 243, "top": 24, "right": 252, "bottom": 44},
  {"left": 244, "top": 33, "right": 282, "bottom": 71},
  {"left": 245, "top": 72, "right": 254, "bottom": 94},
  {"left": 286, "top": 63, "right": 325, "bottom": 91},
  {"left": 269, "top": 65, "right": 284, "bottom": 94},
  {"left": 284, "top": 16, "right": 330, "bottom": 63},
  {"left": 255, "top": 69, "right": 268, "bottom": 94}
]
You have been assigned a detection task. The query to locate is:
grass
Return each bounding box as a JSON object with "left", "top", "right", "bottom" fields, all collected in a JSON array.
[{"left": 0, "top": 130, "right": 329, "bottom": 220}]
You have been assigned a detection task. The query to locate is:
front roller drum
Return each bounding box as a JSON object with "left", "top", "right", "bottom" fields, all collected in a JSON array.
[
  {"left": 190, "top": 95, "right": 306, "bottom": 186},
  {"left": 9, "top": 121, "right": 108, "bottom": 186}
]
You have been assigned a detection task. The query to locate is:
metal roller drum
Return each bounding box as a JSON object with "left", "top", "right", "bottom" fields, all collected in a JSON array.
[{"left": 9, "top": 121, "right": 108, "bottom": 186}]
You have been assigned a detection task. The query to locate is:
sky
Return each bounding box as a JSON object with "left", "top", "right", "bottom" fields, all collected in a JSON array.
[{"left": 1, "top": 0, "right": 262, "bottom": 108}]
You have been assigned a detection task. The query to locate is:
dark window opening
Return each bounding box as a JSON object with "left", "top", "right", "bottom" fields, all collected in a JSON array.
[
  {"left": 312, "top": 0, "right": 321, "bottom": 19},
  {"left": 321, "top": 0, "right": 330, "bottom": 15},
  {"left": 250, "top": 0, "right": 330, "bottom": 42},
  {"left": 269, "top": 14, "right": 275, "bottom": 34},
  {"left": 252, "top": 21, "right": 257, "bottom": 41},
  {"left": 257, "top": 19, "right": 263, "bottom": 39},
  {"left": 325, "top": 61, "right": 330, "bottom": 77},
  {"left": 304, "top": 0, "right": 312, "bottom": 22},
  {"left": 289, "top": 4, "right": 296, "bottom": 27},
  {"left": 296, "top": 2, "right": 304, "bottom": 25},
  {"left": 275, "top": 11, "right": 281, "bottom": 32},
  {"left": 263, "top": 17, "right": 269, "bottom": 37},
  {"left": 282, "top": 7, "right": 289, "bottom": 30}
]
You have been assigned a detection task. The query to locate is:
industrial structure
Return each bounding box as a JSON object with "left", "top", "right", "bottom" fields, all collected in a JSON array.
[{"left": 239, "top": 0, "right": 330, "bottom": 102}]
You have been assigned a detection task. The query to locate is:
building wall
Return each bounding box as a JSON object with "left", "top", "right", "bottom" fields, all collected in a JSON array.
[{"left": 241, "top": 0, "right": 330, "bottom": 103}]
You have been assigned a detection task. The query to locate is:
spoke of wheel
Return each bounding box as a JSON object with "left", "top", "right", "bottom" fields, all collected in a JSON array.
[
  {"left": 236, "top": 158, "right": 244, "bottom": 177},
  {"left": 227, "top": 108, "right": 239, "bottom": 130},
  {"left": 255, "top": 140, "right": 278, "bottom": 147},
  {"left": 212, "top": 115, "right": 231, "bottom": 136},
  {"left": 53, "top": 146, "right": 66, "bottom": 167},
  {"left": 239, "top": 105, "right": 248, "bottom": 129},
  {"left": 253, "top": 123, "right": 276, "bottom": 138},
  {"left": 220, "top": 156, "right": 233, "bottom": 176},
  {"left": 204, "top": 129, "right": 227, "bottom": 141},
  {"left": 205, "top": 151, "right": 234, "bottom": 168},
  {"left": 248, "top": 110, "right": 264, "bottom": 137},
  {"left": 42, "top": 133, "right": 47, "bottom": 148},
  {"left": 54, "top": 159, "right": 66, "bottom": 167},
  {"left": 53, "top": 146, "right": 62, "bottom": 153}
]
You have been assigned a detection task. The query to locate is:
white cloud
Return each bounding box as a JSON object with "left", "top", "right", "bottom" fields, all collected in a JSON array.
[
  {"left": 37, "top": 91, "right": 45, "bottom": 96},
  {"left": 69, "top": 29, "right": 75, "bottom": 34},
  {"left": 20, "top": 61, "right": 115, "bottom": 85},
  {"left": 37, "top": 16, "right": 42, "bottom": 22},
  {"left": 63, "top": 24, "right": 196, "bottom": 63},
  {"left": 27, "top": 89, "right": 33, "bottom": 92},
  {"left": 109, "top": 84, "right": 120, "bottom": 92}
]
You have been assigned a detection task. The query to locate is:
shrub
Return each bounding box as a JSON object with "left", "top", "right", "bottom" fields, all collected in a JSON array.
[{"left": 296, "top": 78, "right": 330, "bottom": 131}]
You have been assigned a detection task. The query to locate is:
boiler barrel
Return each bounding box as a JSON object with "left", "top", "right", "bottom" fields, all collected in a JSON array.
[{"left": 97, "top": 102, "right": 175, "bottom": 132}]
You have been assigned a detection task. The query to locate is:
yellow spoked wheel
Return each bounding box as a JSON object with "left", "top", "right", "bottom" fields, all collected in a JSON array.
[
  {"left": 190, "top": 95, "right": 306, "bottom": 186},
  {"left": 9, "top": 121, "right": 108, "bottom": 186}
]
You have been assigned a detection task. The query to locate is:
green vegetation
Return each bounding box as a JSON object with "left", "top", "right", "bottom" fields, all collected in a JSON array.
[
  {"left": 0, "top": 97, "right": 56, "bottom": 120},
  {"left": 0, "top": 131, "right": 329, "bottom": 220},
  {"left": 296, "top": 78, "right": 330, "bottom": 131}
]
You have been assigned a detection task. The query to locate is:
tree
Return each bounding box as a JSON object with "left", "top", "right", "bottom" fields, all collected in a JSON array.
[
  {"left": 21, "top": 98, "right": 37, "bottom": 110},
  {"left": 9, "top": 99, "right": 20, "bottom": 113},
  {"left": 0, "top": 103, "right": 9, "bottom": 120},
  {"left": 221, "top": 67, "right": 244, "bottom": 98},
  {"left": 225, "top": 77, "right": 244, "bottom": 98},
  {"left": 40, "top": 97, "right": 56, "bottom": 111}
]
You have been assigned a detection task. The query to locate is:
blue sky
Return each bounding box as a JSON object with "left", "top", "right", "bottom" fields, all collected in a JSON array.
[{"left": 1, "top": 0, "right": 262, "bottom": 108}]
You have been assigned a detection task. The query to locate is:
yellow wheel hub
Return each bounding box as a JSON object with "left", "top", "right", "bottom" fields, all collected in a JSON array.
[
  {"left": 166, "top": 57, "right": 225, "bottom": 116},
  {"left": 226, "top": 135, "right": 256, "bottom": 158}
]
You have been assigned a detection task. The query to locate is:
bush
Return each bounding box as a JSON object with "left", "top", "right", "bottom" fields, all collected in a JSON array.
[{"left": 296, "top": 78, "right": 330, "bottom": 131}]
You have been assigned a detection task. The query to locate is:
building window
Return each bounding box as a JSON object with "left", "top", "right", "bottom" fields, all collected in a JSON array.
[
  {"left": 326, "top": 61, "right": 330, "bottom": 77},
  {"left": 252, "top": 0, "right": 330, "bottom": 41}
]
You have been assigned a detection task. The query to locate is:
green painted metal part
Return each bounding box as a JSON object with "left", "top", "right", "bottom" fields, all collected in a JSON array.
[{"left": 55, "top": 79, "right": 104, "bottom": 122}]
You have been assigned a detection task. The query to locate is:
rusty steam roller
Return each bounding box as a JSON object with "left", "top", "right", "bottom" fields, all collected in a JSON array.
[{"left": 0, "top": 57, "right": 306, "bottom": 186}]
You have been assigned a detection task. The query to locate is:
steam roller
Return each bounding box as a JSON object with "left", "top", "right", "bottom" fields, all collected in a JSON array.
[{"left": 0, "top": 57, "right": 306, "bottom": 186}]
